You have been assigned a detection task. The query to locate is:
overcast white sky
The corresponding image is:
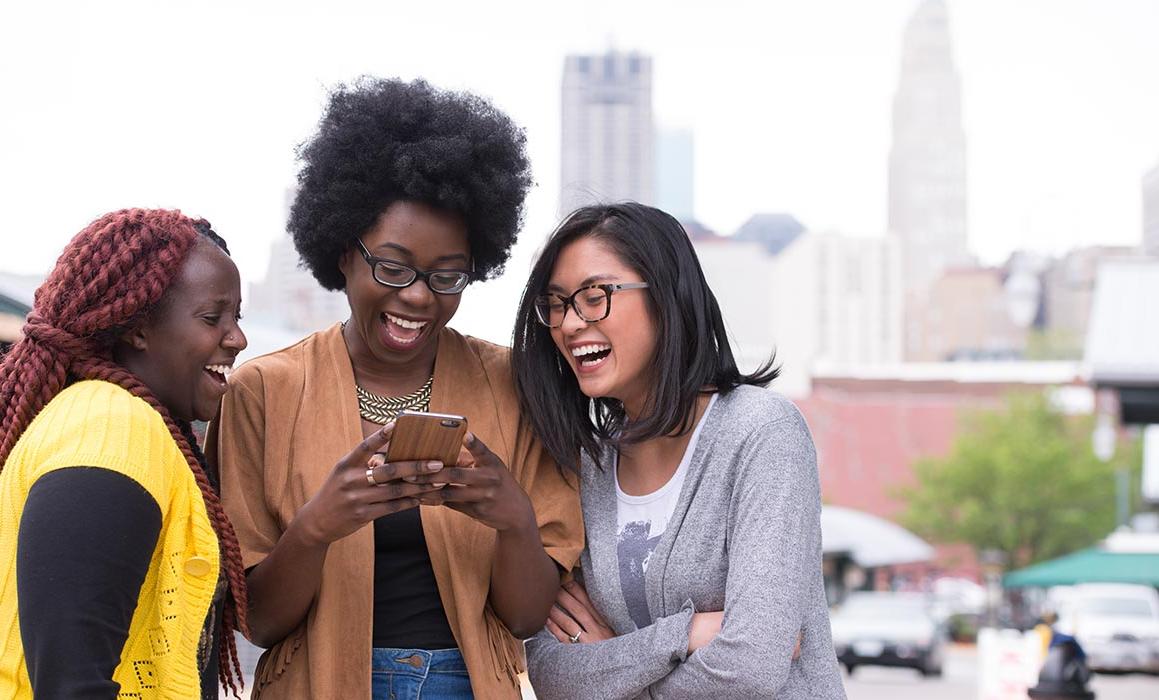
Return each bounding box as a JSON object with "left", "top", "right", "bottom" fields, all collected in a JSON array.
[{"left": 2, "top": 0, "right": 1157, "bottom": 329}]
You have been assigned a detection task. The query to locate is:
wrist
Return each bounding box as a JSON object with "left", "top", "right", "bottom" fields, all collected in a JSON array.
[
  {"left": 495, "top": 505, "right": 539, "bottom": 538},
  {"left": 287, "top": 505, "right": 331, "bottom": 551}
]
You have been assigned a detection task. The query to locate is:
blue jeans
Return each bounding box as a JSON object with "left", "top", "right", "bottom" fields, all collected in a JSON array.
[{"left": 371, "top": 647, "right": 473, "bottom": 700}]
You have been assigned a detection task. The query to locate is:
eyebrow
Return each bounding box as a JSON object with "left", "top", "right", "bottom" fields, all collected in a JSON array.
[
  {"left": 374, "top": 242, "right": 470, "bottom": 265},
  {"left": 546, "top": 273, "right": 620, "bottom": 293},
  {"left": 195, "top": 296, "right": 242, "bottom": 311}
]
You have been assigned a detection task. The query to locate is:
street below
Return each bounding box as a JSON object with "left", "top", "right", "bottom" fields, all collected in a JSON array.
[{"left": 843, "top": 644, "right": 1158, "bottom": 700}]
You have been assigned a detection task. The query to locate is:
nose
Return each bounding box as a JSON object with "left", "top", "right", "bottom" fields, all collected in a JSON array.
[
  {"left": 557, "top": 303, "right": 589, "bottom": 335},
  {"left": 223, "top": 321, "right": 248, "bottom": 352},
  {"left": 397, "top": 277, "right": 437, "bottom": 308}
]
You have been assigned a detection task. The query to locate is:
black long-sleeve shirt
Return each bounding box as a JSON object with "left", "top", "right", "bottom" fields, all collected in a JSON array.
[{"left": 15, "top": 467, "right": 221, "bottom": 699}]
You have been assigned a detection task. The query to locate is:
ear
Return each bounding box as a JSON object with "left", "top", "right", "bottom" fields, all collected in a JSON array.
[
  {"left": 119, "top": 322, "right": 150, "bottom": 353},
  {"left": 337, "top": 245, "right": 356, "bottom": 279}
]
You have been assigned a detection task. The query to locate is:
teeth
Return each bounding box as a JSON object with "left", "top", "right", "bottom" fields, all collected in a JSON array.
[
  {"left": 386, "top": 313, "right": 428, "bottom": 330},
  {"left": 571, "top": 344, "right": 611, "bottom": 358},
  {"left": 204, "top": 364, "right": 232, "bottom": 376}
]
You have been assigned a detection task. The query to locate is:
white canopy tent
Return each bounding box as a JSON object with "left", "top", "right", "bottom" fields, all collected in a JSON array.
[{"left": 821, "top": 505, "right": 935, "bottom": 567}]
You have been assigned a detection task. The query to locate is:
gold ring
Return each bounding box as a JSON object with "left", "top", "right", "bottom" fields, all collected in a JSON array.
[{"left": 366, "top": 467, "right": 378, "bottom": 486}]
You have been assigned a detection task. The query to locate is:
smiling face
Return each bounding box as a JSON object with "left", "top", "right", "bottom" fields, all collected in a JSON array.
[
  {"left": 119, "top": 238, "right": 248, "bottom": 422},
  {"left": 338, "top": 200, "right": 471, "bottom": 376},
  {"left": 547, "top": 234, "right": 658, "bottom": 416}
]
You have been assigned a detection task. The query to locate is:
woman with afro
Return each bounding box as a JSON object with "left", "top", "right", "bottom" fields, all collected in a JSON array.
[
  {"left": 208, "top": 78, "right": 582, "bottom": 699},
  {"left": 0, "top": 209, "right": 251, "bottom": 698}
]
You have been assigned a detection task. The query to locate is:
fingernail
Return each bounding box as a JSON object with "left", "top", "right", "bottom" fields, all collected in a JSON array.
[
  {"left": 465, "top": 432, "right": 476, "bottom": 446},
  {"left": 403, "top": 476, "right": 418, "bottom": 483},
  {"left": 425, "top": 460, "right": 443, "bottom": 472}
]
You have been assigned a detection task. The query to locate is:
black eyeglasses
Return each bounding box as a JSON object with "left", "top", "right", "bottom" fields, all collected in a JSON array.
[
  {"left": 533, "top": 282, "right": 650, "bottom": 328},
  {"left": 356, "top": 239, "right": 473, "bottom": 295}
]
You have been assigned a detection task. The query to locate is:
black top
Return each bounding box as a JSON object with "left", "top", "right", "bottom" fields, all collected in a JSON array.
[
  {"left": 372, "top": 506, "right": 457, "bottom": 649},
  {"left": 16, "top": 467, "right": 220, "bottom": 699}
]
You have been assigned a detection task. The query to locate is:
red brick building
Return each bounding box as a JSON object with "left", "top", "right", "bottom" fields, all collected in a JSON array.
[{"left": 797, "top": 362, "right": 1086, "bottom": 583}]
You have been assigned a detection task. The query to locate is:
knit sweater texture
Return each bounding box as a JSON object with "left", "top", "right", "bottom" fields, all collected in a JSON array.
[
  {"left": 526, "top": 385, "right": 847, "bottom": 699},
  {"left": 0, "top": 380, "right": 220, "bottom": 699}
]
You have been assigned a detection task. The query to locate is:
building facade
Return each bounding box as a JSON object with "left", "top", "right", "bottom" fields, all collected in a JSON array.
[
  {"left": 560, "top": 51, "right": 654, "bottom": 215},
  {"left": 694, "top": 230, "right": 902, "bottom": 397},
  {"left": 247, "top": 188, "right": 349, "bottom": 334},
  {"left": 1144, "top": 159, "right": 1159, "bottom": 257}
]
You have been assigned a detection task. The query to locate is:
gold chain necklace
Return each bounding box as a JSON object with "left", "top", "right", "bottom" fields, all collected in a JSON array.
[{"left": 355, "top": 375, "right": 433, "bottom": 424}]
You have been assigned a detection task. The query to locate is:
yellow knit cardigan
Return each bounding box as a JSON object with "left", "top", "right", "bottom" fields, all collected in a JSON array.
[{"left": 0, "top": 380, "right": 220, "bottom": 699}]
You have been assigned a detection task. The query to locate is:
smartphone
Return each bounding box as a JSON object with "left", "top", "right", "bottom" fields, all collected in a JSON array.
[{"left": 385, "top": 410, "right": 468, "bottom": 466}]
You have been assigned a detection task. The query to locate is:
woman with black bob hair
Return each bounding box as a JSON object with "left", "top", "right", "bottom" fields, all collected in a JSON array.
[
  {"left": 209, "top": 77, "right": 582, "bottom": 699},
  {"left": 514, "top": 203, "right": 846, "bottom": 698}
]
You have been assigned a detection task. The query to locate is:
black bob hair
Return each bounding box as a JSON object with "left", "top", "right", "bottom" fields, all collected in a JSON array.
[
  {"left": 512, "top": 202, "right": 779, "bottom": 472},
  {"left": 288, "top": 77, "right": 534, "bottom": 290}
]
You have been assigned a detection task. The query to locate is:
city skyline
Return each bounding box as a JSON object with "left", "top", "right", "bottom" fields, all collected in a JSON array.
[
  {"left": 2, "top": 1, "right": 1157, "bottom": 305},
  {"left": 560, "top": 51, "right": 655, "bottom": 215}
]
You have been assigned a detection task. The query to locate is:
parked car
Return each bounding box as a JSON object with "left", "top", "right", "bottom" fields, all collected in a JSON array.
[
  {"left": 829, "top": 592, "right": 948, "bottom": 676},
  {"left": 1056, "top": 583, "right": 1159, "bottom": 674}
]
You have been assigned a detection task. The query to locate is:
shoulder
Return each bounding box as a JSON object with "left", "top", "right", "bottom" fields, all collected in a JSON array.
[
  {"left": 714, "top": 385, "right": 810, "bottom": 436},
  {"left": 41, "top": 380, "right": 164, "bottom": 433},
  {"left": 22, "top": 380, "right": 178, "bottom": 504},
  {"left": 447, "top": 328, "right": 512, "bottom": 376},
  {"left": 705, "top": 387, "right": 816, "bottom": 479},
  {"left": 229, "top": 326, "right": 337, "bottom": 393},
  {"left": 439, "top": 327, "right": 517, "bottom": 402}
]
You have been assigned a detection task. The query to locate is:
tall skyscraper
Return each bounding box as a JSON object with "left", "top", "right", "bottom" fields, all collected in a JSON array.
[
  {"left": 1144, "top": 159, "right": 1159, "bottom": 257},
  {"left": 560, "top": 51, "right": 654, "bottom": 215},
  {"left": 888, "top": 0, "right": 969, "bottom": 295}
]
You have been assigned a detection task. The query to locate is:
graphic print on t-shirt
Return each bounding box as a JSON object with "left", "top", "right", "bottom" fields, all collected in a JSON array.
[
  {"left": 618, "top": 520, "right": 664, "bottom": 629},
  {"left": 613, "top": 393, "right": 718, "bottom": 631}
]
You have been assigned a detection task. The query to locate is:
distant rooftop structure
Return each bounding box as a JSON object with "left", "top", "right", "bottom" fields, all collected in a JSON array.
[
  {"left": 813, "top": 360, "right": 1083, "bottom": 386},
  {"left": 679, "top": 218, "right": 721, "bottom": 242},
  {"left": 732, "top": 213, "right": 805, "bottom": 255},
  {"left": 1085, "top": 259, "right": 1159, "bottom": 386}
]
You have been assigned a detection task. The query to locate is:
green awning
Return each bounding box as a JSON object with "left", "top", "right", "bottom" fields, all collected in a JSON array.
[{"left": 1003, "top": 547, "right": 1159, "bottom": 588}]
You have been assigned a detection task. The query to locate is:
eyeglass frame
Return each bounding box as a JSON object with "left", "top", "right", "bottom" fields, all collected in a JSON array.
[
  {"left": 355, "top": 239, "right": 474, "bottom": 295},
  {"left": 533, "top": 282, "right": 650, "bottom": 328}
]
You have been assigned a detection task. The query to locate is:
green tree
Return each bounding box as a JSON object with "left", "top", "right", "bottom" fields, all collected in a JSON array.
[{"left": 899, "top": 393, "right": 1142, "bottom": 569}]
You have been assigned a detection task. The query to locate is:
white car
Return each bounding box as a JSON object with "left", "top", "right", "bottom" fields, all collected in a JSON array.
[
  {"left": 1056, "top": 583, "right": 1159, "bottom": 674},
  {"left": 829, "top": 592, "right": 947, "bottom": 676}
]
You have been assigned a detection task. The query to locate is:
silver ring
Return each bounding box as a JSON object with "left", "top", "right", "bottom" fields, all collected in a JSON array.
[
  {"left": 568, "top": 630, "right": 582, "bottom": 644},
  {"left": 366, "top": 467, "right": 378, "bottom": 486}
]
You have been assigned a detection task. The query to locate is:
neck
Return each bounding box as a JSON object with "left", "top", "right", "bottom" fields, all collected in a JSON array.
[
  {"left": 618, "top": 392, "right": 712, "bottom": 478},
  {"left": 342, "top": 321, "right": 437, "bottom": 395}
]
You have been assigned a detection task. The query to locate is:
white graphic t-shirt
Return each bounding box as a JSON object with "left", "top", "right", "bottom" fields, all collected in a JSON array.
[{"left": 614, "top": 393, "right": 717, "bottom": 629}]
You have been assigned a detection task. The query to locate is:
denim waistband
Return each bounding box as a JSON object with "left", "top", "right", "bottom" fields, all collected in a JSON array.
[{"left": 371, "top": 647, "right": 467, "bottom": 677}]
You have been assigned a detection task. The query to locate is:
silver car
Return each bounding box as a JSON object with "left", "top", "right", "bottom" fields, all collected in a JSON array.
[{"left": 829, "top": 592, "right": 948, "bottom": 676}]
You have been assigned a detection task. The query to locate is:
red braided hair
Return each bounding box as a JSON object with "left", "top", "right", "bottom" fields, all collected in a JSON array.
[{"left": 0, "top": 208, "right": 251, "bottom": 696}]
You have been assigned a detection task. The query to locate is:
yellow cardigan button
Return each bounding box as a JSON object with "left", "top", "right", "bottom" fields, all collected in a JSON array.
[{"left": 184, "top": 556, "right": 213, "bottom": 577}]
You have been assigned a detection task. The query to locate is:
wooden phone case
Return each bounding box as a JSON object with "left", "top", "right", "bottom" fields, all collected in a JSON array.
[{"left": 385, "top": 411, "right": 467, "bottom": 465}]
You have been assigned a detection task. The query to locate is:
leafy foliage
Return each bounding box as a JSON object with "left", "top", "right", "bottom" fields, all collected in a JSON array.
[{"left": 900, "top": 393, "right": 1142, "bottom": 569}]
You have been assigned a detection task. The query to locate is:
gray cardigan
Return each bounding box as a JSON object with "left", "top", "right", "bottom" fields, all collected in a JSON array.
[{"left": 526, "top": 386, "right": 846, "bottom": 699}]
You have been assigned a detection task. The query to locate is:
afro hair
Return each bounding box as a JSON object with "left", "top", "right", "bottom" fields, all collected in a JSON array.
[{"left": 288, "top": 77, "right": 534, "bottom": 290}]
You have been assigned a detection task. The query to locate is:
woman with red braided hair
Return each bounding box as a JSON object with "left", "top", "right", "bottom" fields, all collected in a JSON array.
[{"left": 0, "top": 209, "right": 255, "bottom": 699}]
